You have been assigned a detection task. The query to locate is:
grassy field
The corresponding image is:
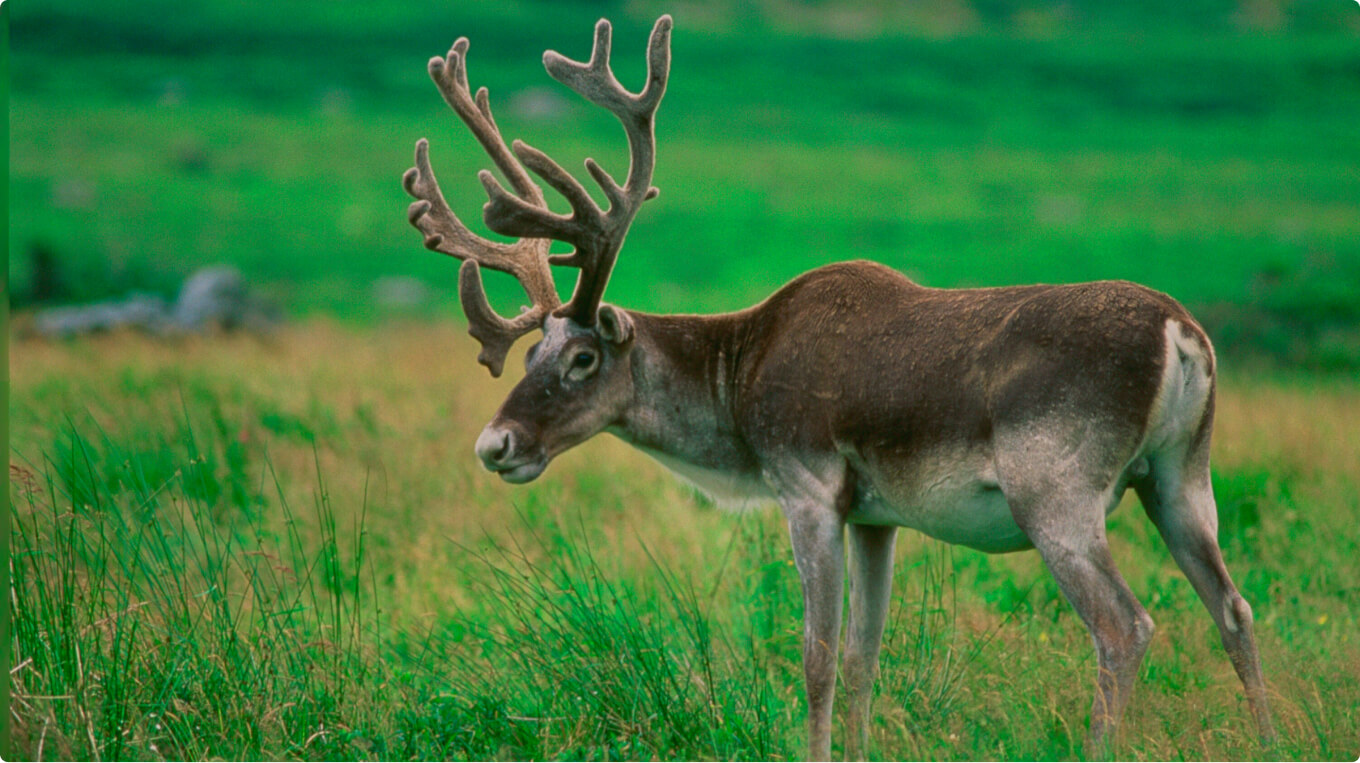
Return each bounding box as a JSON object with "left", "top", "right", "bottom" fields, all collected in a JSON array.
[
  {"left": 9, "top": 0, "right": 1360, "bottom": 760},
  {"left": 8, "top": 325, "right": 1360, "bottom": 760}
]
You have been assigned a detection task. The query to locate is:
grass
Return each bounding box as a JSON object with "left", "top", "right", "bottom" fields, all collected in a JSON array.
[{"left": 9, "top": 323, "right": 1360, "bottom": 760}]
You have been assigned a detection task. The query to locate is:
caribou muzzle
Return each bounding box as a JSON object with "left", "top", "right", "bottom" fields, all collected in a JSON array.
[{"left": 474, "top": 421, "right": 547, "bottom": 483}]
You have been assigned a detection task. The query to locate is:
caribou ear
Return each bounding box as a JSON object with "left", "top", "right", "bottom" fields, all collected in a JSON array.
[{"left": 596, "top": 305, "right": 634, "bottom": 346}]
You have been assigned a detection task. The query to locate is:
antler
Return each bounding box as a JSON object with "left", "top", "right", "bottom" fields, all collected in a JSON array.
[
  {"left": 478, "top": 15, "right": 672, "bottom": 326},
  {"left": 405, "top": 16, "right": 671, "bottom": 374},
  {"left": 403, "top": 38, "right": 561, "bottom": 377}
]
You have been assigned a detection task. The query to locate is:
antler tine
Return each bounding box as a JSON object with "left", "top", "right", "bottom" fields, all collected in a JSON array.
[
  {"left": 544, "top": 16, "right": 671, "bottom": 126},
  {"left": 434, "top": 39, "right": 544, "bottom": 206},
  {"left": 551, "top": 15, "right": 672, "bottom": 325},
  {"left": 403, "top": 37, "right": 561, "bottom": 376},
  {"left": 478, "top": 15, "right": 672, "bottom": 327},
  {"left": 457, "top": 260, "right": 544, "bottom": 377}
]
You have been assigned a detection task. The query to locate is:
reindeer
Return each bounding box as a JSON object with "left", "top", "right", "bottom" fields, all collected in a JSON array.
[{"left": 403, "top": 16, "right": 1275, "bottom": 759}]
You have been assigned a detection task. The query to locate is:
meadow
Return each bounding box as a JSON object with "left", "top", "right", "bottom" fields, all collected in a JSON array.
[
  {"left": 8, "top": 0, "right": 1360, "bottom": 760},
  {"left": 9, "top": 326, "right": 1360, "bottom": 760}
]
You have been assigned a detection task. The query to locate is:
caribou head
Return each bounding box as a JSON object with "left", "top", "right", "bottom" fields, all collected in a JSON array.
[
  {"left": 471, "top": 308, "right": 637, "bottom": 483},
  {"left": 403, "top": 17, "right": 667, "bottom": 484}
]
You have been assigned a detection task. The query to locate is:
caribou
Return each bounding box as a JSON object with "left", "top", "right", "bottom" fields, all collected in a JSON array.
[{"left": 403, "top": 16, "right": 1275, "bottom": 759}]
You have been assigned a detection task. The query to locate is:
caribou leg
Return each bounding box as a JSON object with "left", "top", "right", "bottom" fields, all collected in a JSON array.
[
  {"left": 1135, "top": 459, "right": 1276, "bottom": 743},
  {"left": 1009, "top": 487, "right": 1156, "bottom": 753},
  {"left": 780, "top": 493, "right": 848, "bottom": 761},
  {"left": 843, "top": 523, "right": 897, "bottom": 761}
]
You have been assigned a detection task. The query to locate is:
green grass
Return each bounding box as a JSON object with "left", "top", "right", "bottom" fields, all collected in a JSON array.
[
  {"left": 6, "top": 411, "right": 819, "bottom": 759},
  {"left": 9, "top": 326, "right": 1360, "bottom": 760}
]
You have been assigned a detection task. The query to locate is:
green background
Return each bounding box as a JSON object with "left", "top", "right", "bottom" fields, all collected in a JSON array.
[{"left": 10, "top": 0, "right": 1360, "bottom": 368}]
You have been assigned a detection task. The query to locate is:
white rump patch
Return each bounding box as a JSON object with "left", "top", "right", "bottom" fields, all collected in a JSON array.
[{"left": 1142, "top": 319, "right": 1213, "bottom": 453}]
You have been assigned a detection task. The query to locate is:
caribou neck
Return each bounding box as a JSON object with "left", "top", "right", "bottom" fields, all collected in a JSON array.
[{"left": 609, "top": 310, "right": 756, "bottom": 473}]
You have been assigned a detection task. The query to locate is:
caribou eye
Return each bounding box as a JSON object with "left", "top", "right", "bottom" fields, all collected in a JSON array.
[{"left": 565, "top": 349, "right": 599, "bottom": 381}]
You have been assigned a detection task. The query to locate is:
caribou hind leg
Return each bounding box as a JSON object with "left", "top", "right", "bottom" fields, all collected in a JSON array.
[
  {"left": 1134, "top": 457, "right": 1276, "bottom": 743},
  {"left": 1005, "top": 481, "right": 1156, "bottom": 752}
]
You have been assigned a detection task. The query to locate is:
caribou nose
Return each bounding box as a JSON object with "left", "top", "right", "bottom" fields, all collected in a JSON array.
[{"left": 474, "top": 425, "right": 515, "bottom": 470}]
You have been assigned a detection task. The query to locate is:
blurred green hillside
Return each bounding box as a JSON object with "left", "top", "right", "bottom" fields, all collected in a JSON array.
[{"left": 10, "top": 0, "right": 1360, "bottom": 368}]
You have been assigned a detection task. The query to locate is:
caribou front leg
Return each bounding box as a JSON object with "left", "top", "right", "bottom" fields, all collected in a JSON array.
[
  {"left": 781, "top": 494, "right": 848, "bottom": 761},
  {"left": 843, "top": 524, "right": 896, "bottom": 761}
]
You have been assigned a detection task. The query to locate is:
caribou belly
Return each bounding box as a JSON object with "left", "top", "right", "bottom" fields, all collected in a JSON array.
[{"left": 848, "top": 452, "right": 1033, "bottom": 553}]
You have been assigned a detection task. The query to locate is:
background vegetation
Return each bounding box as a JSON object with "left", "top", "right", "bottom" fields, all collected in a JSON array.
[
  {"left": 10, "top": 0, "right": 1360, "bottom": 367},
  {"left": 9, "top": 0, "right": 1360, "bottom": 760}
]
